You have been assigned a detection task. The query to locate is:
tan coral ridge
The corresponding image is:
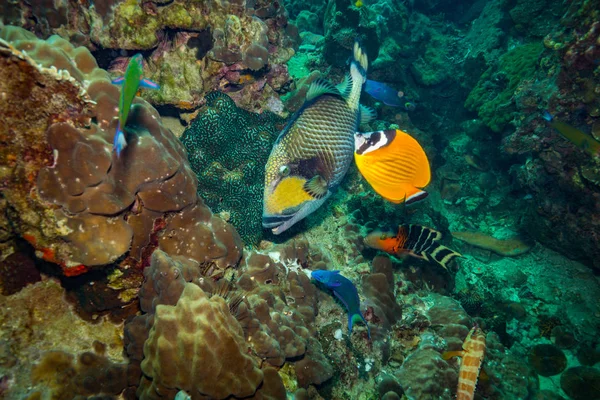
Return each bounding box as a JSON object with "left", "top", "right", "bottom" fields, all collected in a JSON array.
[
  {"left": 0, "top": 25, "right": 241, "bottom": 292},
  {"left": 141, "top": 283, "right": 264, "bottom": 399}
]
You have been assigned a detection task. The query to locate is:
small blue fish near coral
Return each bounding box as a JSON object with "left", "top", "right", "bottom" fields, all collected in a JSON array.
[
  {"left": 364, "top": 79, "right": 416, "bottom": 110},
  {"left": 111, "top": 54, "right": 159, "bottom": 157},
  {"left": 310, "top": 269, "right": 371, "bottom": 339}
]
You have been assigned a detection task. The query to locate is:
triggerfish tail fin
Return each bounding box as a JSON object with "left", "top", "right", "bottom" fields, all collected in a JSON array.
[
  {"left": 111, "top": 76, "right": 125, "bottom": 85},
  {"left": 349, "top": 312, "right": 371, "bottom": 339},
  {"left": 140, "top": 78, "right": 160, "bottom": 90},
  {"left": 542, "top": 110, "right": 553, "bottom": 122},
  {"left": 354, "top": 130, "right": 431, "bottom": 204},
  {"left": 113, "top": 123, "right": 127, "bottom": 157}
]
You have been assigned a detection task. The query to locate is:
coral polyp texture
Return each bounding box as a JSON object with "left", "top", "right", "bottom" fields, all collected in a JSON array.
[{"left": 181, "top": 91, "right": 286, "bottom": 245}]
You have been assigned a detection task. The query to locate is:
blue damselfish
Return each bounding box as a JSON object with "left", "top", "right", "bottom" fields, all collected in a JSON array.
[{"left": 311, "top": 269, "right": 370, "bottom": 338}]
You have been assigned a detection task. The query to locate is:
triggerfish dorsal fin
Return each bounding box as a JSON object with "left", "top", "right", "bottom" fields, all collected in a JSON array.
[
  {"left": 354, "top": 129, "right": 430, "bottom": 204},
  {"left": 305, "top": 78, "right": 341, "bottom": 102},
  {"left": 337, "top": 74, "right": 353, "bottom": 99}
]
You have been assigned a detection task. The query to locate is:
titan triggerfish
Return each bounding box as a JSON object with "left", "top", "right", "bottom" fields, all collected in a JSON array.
[{"left": 263, "top": 41, "right": 374, "bottom": 234}]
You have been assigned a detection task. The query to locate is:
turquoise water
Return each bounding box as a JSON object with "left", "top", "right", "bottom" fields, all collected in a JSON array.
[{"left": 0, "top": 0, "right": 599, "bottom": 399}]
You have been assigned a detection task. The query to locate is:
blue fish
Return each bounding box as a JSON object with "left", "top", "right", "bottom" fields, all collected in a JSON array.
[
  {"left": 111, "top": 54, "right": 159, "bottom": 157},
  {"left": 364, "top": 79, "right": 415, "bottom": 110},
  {"left": 311, "top": 270, "right": 370, "bottom": 338}
]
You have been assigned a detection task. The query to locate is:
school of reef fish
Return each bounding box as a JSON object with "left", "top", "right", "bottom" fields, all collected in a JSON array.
[{"left": 0, "top": 0, "right": 600, "bottom": 399}]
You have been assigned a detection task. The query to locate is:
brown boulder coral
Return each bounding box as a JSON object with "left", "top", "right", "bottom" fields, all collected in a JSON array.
[
  {"left": 0, "top": 26, "right": 242, "bottom": 285},
  {"left": 140, "top": 283, "right": 264, "bottom": 399}
]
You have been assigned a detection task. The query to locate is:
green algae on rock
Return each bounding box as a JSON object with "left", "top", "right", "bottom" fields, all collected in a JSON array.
[{"left": 466, "top": 42, "right": 544, "bottom": 132}]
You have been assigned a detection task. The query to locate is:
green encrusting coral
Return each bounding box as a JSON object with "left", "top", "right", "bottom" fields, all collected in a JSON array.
[
  {"left": 466, "top": 42, "right": 544, "bottom": 132},
  {"left": 181, "top": 92, "right": 286, "bottom": 246}
]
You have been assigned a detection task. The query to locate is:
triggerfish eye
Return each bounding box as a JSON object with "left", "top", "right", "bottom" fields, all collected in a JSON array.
[{"left": 279, "top": 165, "right": 290, "bottom": 176}]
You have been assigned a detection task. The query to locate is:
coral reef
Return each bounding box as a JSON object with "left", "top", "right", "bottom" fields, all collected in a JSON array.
[
  {"left": 466, "top": 42, "right": 544, "bottom": 133},
  {"left": 0, "top": 279, "right": 125, "bottom": 399},
  {"left": 3, "top": 1, "right": 600, "bottom": 400},
  {"left": 0, "top": 0, "right": 299, "bottom": 112},
  {"left": 0, "top": 26, "right": 241, "bottom": 284},
  {"left": 181, "top": 92, "right": 286, "bottom": 246}
]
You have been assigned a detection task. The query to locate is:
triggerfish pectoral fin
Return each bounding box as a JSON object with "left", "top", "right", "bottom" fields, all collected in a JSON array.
[{"left": 354, "top": 129, "right": 431, "bottom": 205}]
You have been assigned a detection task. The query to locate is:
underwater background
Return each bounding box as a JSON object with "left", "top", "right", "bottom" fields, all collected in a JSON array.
[{"left": 0, "top": 0, "right": 600, "bottom": 399}]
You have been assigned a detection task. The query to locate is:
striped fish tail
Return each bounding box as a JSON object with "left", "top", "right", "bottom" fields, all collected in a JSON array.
[
  {"left": 345, "top": 40, "right": 368, "bottom": 109},
  {"left": 427, "top": 243, "right": 462, "bottom": 271}
]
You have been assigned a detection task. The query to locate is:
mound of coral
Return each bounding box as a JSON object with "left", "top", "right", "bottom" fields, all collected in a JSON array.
[{"left": 0, "top": 26, "right": 241, "bottom": 312}]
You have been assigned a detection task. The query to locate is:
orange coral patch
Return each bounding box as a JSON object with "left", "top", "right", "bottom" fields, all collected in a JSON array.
[
  {"left": 23, "top": 233, "right": 37, "bottom": 245},
  {"left": 62, "top": 264, "right": 88, "bottom": 277}
]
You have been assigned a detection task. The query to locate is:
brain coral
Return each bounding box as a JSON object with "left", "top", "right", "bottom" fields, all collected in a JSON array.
[
  {"left": 140, "top": 283, "right": 264, "bottom": 399},
  {"left": 181, "top": 91, "right": 286, "bottom": 245}
]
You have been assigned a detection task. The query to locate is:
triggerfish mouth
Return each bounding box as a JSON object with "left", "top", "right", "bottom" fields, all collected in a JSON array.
[
  {"left": 262, "top": 41, "right": 431, "bottom": 235},
  {"left": 364, "top": 224, "right": 461, "bottom": 270},
  {"left": 111, "top": 53, "right": 159, "bottom": 157},
  {"left": 310, "top": 269, "right": 370, "bottom": 339}
]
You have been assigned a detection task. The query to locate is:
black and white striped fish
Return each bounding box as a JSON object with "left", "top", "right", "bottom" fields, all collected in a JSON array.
[{"left": 364, "top": 224, "right": 461, "bottom": 270}]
